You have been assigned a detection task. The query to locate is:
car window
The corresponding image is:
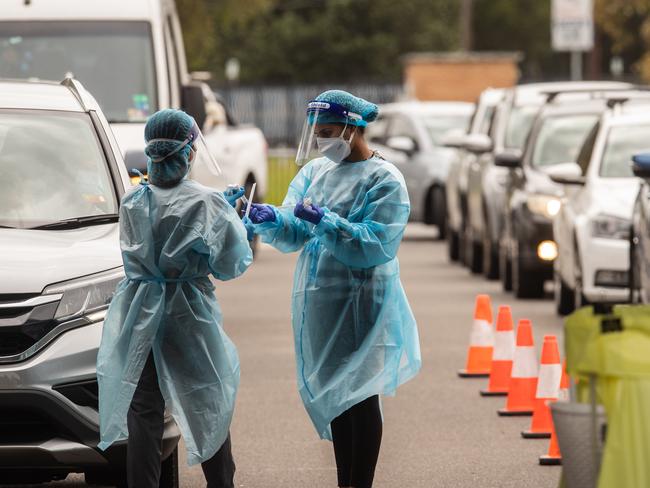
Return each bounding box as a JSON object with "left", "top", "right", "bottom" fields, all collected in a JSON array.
[
  {"left": 386, "top": 115, "right": 419, "bottom": 145},
  {"left": 531, "top": 114, "right": 599, "bottom": 168},
  {"left": 367, "top": 114, "right": 390, "bottom": 145},
  {"left": 0, "top": 110, "right": 118, "bottom": 229},
  {"left": 420, "top": 113, "right": 472, "bottom": 145},
  {"left": 576, "top": 122, "right": 600, "bottom": 175},
  {"left": 477, "top": 106, "right": 495, "bottom": 135},
  {"left": 600, "top": 124, "right": 650, "bottom": 177},
  {"left": 505, "top": 105, "right": 539, "bottom": 150}
]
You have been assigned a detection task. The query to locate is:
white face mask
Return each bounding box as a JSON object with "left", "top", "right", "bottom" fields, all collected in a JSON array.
[{"left": 316, "top": 127, "right": 355, "bottom": 163}]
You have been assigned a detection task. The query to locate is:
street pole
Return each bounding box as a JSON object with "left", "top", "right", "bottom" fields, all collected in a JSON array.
[
  {"left": 460, "top": 0, "right": 473, "bottom": 51},
  {"left": 570, "top": 51, "right": 583, "bottom": 80}
]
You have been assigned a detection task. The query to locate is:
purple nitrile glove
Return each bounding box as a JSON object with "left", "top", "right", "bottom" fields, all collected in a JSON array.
[
  {"left": 294, "top": 201, "right": 324, "bottom": 225},
  {"left": 248, "top": 203, "right": 276, "bottom": 224}
]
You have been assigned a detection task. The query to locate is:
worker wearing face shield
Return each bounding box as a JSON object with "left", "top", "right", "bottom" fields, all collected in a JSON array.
[
  {"left": 97, "top": 109, "right": 251, "bottom": 488},
  {"left": 246, "top": 90, "right": 422, "bottom": 488}
]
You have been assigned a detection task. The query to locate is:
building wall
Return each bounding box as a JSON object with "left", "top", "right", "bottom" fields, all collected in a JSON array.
[{"left": 404, "top": 53, "right": 521, "bottom": 102}]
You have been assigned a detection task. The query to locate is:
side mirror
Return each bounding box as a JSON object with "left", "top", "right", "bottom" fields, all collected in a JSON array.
[
  {"left": 386, "top": 136, "right": 416, "bottom": 155},
  {"left": 547, "top": 162, "right": 586, "bottom": 185},
  {"left": 494, "top": 149, "right": 522, "bottom": 168},
  {"left": 124, "top": 149, "right": 148, "bottom": 174},
  {"left": 632, "top": 153, "right": 650, "bottom": 179},
  {"left": 440, "top": 128, "right": 466, "bottom": 148},
  {"left": 181, "top": 82, "right": 207, "bottom": 129},
  {"left": 463, "top": 133, "right": 493, "bottom": 154}
]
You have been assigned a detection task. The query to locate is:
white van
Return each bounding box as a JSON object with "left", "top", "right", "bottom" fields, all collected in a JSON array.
[{"left": 0, "top": 0, "right": 268, "bottom": 199}]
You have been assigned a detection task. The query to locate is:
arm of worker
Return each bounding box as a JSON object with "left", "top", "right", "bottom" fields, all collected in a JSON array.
[
  {"left": 200, "top": 192, "right": 254, "bottom": 281},
  {"left": 307, "top": 175, "right": 410, "bottom": 269},
  {"left": 248, "top": 165, "right": 314, "bottom": 253}
]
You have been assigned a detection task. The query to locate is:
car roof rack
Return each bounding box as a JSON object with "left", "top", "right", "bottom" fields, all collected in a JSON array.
[
  {"left": 60, "top": 76, "right": 87, "bottom": 111},
  {"left": 542, "top": 85, "right": 650, "bottom": 103}
]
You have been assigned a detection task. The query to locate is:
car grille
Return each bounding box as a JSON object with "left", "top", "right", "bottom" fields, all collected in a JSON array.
[
  {"left": 0, "top": 408, "right": 58, "bottom": 443},
  {"left": 0, "top": 294, "right": 62, "bottom": 360}
]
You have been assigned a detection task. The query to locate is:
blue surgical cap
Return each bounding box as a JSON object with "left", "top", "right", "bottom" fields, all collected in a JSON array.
[
  {"left": 312, "top": 90, "right": 379, "bottom": 128},
  {"left": 144, "top": 109, "right": 194, "bottom": 187}
]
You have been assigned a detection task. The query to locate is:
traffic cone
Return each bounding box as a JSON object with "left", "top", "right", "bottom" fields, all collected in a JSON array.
[
  {"left": 539, "top": 360, "right": 569, "bottom": 465},
  {"left": 480, "top": 305, "right": 515, "bottom": 396},
  {"left": 498, "top": 319, "right": 537, "bottom": 416},
  {"left": 458, "top": 295, "right": 493, "bottom": 378},
  {"left": 522, "top": 335, "right": 561, "bottom": 438}
]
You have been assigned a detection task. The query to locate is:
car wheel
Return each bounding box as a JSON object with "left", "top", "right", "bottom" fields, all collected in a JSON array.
[
  {"left": 482, "top": 225, "right": 499, "bottom": 280},
  {"left": 432, "top": 187, "right": 447, "bottom": 241},
  {"left": 512, "top": 245, "right": 544, "bottom": 299},
  {"left": 554, "top": 269, "right": 575, "bottom": 316},
  {"left": 574, "top": 253, "right": 588, "bottom": 310},
  {"left": 500, "top": 241, "right": 513, "bottom": 292},
  {"left": 447, "top": 226, "right": 460, "bottom": 262}
]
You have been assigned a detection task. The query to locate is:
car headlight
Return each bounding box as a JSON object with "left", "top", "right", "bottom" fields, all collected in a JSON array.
[
  {"left": 43, "top": 267, "right": 125, "bottom": 322},
  {"left": 591, "top": 215, "right": 630, "bottom": 240},
  {"left": 527, "top": 195, "right": 562, "bottom": 218}
]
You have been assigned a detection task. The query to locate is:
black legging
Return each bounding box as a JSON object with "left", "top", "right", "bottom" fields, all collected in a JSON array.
[
  {"left": 127, "top": 353, "right": 236, "bottom": 488},
  {"left": 330, "top": 395, "right": 383, "bottom": 488}
]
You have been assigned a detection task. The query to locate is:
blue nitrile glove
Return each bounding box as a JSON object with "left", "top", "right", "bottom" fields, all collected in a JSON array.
[
  {"left": 248, "top": 203, "right": 276, "bottom": 224},
  {"left": 294, "top": 201, "right": 324, "bottom": 225},
  {"left": 223, "top": 186, "right": 245, "bottom": 208}
]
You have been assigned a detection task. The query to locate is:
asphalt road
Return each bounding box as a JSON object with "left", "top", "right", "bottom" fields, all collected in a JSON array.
[{"left": 9, "top": 224, "right": 562, "bottom": 488}]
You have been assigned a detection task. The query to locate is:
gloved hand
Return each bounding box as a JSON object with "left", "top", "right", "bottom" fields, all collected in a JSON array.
[
  {"left": 294, "top": 201, "right": 324, "bottom": 225},
  {"left": 223, "top": 186, "right": 245, "bottom": 208},
  {"left": 243, "top": 217, "right": 255, "bottom": 241},
  {"left": 248, "top": 203, "right": 276, "bottom": 224}
]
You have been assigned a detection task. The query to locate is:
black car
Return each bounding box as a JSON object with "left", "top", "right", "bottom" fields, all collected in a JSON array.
[{"left": 496, "top": 95, "right": 605, "bottom": 298}]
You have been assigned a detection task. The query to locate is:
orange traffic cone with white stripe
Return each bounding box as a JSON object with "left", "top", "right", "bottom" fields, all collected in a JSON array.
[
  {"left": 522, "top": 335, "right": 561, "bottom": 438},
  {"left": 540, "top": 360, "right": 569, "bottom": 465},
  {"left": 498, "top": 319, "right": 537, "bottom": 416},
  {"left": 480, "top": 305, "right": 515, "bottom": 396},
  {"left": 458, "top": 295, "right": 493, "bottom": 378}
]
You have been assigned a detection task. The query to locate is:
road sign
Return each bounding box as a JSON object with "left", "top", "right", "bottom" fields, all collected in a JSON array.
[{"left": 551, "top": 0, "right": 594, "bottom": 52}]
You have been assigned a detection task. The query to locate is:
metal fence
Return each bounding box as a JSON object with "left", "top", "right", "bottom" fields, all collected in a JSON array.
[{"left": 219, "top": 83, "right": 403, "bottom": 147}]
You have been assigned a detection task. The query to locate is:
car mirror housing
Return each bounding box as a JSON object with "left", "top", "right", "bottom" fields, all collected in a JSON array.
[
  {"left": 181, "top": 82, "right": 207, "bottom": 129},
  {"left": 439, "top": 129, "right": 466, "bottom": 148},
  {"left": 494, "top": 149, "right": 522, "bottom": 168},
  {"left": 547, "top": 162, "right": 586, "bottom": 185},
  {"left": 632, "top": 153, "right": 650, "bottom": 179},
  {"left": 463, "top": 133, "right": 493, "bottom": 154},
  {"left": 386, "top": 136, "right": 416, "bottom": 155}
]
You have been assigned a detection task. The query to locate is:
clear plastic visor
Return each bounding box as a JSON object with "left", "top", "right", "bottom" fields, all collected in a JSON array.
[{"left": 295, "top": 101, "right": 361, "bottom": 165}]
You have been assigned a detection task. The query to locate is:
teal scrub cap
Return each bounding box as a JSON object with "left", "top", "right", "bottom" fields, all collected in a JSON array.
[{"left": 311, "top": 90, "right": 379, "bottom": 128}]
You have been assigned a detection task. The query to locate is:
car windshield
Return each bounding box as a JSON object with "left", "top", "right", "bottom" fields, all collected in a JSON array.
[
  {"left": 0, "top": 110, "right": 118, "bottom": 229},
  {"left": 531, "top": 114, "right": 599, "bottom": 168},
  {"left": 600, "top": 124, "right": 650, "bottom": 178},
  {"left": 0, "top": 21, "right": 157, "bottom": 123},
  {"left": 505, "top": 105, "right": 539, "bottom": 150},
  {"left": 421, "top": 114, "right": 471, "bottom": 145}
]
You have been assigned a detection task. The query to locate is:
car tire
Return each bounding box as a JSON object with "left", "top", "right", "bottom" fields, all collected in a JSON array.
[
  {"left": 554, "top": 270, "right": 575, "bottom": 316},
  {"left": 500, "top": 241, "right": 513, "bottom": 292},
  {"left": 482, "top": 224, "right": 499, "bottom": 280},
  {"left": 432, "top": 187, "right": 447, "bottom": 241},
  {"left": 85, "top": 448, "right": 178, "bottom": 488},
  {"left": 447, "top": 226, "right": 460, "bottom": 262},
  {"left": 574, "top": 250, "right": 588, "bottom": 310},
  {"left": 512, "top": 245, "right": 545, "bottom": 299}
]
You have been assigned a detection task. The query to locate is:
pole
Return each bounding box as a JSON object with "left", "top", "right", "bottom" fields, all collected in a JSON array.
[
  {"left": 570, "top": 51, "right": 583, "bottom": 81},
  {"left": 460, "top": 0, "right": 473, "bottom": 51}
]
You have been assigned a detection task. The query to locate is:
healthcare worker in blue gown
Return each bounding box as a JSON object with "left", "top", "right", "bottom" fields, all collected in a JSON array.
[
  {"left": 97, "top": 109, "right": 252, "bottom": 488},
  {"left": 246, "top": 90, "right": 421, "bottom": 488}
]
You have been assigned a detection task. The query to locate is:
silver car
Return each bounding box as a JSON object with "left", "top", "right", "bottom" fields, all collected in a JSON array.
[
  {"left": 0, "top": 79, "right": 180, "bottom": 485},
  {"left": 366, "top": 101, "right": 474, "bottom": 239}
]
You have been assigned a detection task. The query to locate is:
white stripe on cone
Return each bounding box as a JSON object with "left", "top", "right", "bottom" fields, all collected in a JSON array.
[
  {"left": 511, "top": 346, "right": 538, "bottom": 378},
  {"left": 535, "top": 363, "right": 562, "bottom": 399},
  {"left": 469, "top": 319, "right": 493, "bottom": 347},
  {"left": 493, "top": 330, "right": 515, "bottom": 360}
]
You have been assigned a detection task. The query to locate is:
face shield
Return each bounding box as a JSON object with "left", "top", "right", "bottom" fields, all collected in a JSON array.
[
  {"left": 146, "top": 117, "right": 222, "bottom": 176},
  {"left": 295, "top": 100, "right": 362, "bottom": 165}
]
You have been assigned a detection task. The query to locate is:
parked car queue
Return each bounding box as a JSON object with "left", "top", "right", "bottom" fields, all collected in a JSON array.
[{"left": 436, "top": 81, "right": 650, "bottom": 316}]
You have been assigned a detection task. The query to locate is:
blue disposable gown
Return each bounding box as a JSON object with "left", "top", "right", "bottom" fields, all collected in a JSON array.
[
  {"left": 97, "top": 179, "right": 252, "bottom": 465},
  {"left": 252, "top": 155, "right": 421, "bottom": 439}
]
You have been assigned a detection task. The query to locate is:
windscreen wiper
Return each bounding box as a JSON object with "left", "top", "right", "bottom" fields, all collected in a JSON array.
[{"left": 30, "top": 214, "right": 119, "bottom": 230}]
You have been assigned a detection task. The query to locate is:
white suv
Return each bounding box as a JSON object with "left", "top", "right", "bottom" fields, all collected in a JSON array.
[
  {"left": 0, "top": 78, "right": 180, "bottom": 485},
  {"left": 552, "top": 94, "right": 650, "bottom": 315}
]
